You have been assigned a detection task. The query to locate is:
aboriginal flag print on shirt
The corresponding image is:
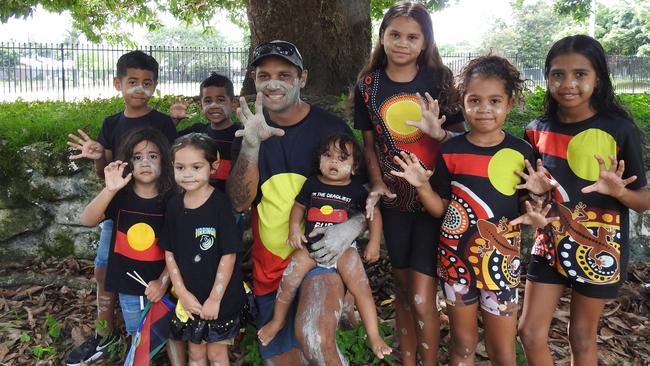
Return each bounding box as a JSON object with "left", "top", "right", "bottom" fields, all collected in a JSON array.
[
  {"left": 525, "top": 114, "right": 646, "bottom": 286},
  {"left": 431, "top": 133, "right": 534, "bottom": 292},
  {"left": 105, "top": 191, "right": 166, "bottom": 295}
]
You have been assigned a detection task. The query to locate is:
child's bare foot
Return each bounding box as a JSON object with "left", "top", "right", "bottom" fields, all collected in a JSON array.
[
  {"left": 257, "top": 319, "right": 283, "bottom": 346},
  {"left": 368, "top": 334, "right": 392, "bottom": 359}
]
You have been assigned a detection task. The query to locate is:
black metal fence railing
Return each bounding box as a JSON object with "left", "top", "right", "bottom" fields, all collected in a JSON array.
[{"left": 1, "top": 42, "right": 648, "bottom": 101}]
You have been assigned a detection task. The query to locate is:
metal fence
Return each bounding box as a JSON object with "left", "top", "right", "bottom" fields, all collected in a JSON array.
[
  {"left": 0, "top": 43, "right": 249, "bottom": 101},
  {"left": 1, "top": 42, "right": 648, "bottom": 102}
]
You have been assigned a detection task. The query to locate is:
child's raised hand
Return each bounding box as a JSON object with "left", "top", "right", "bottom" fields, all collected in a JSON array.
[
  {"left": 390, "top": 151, "right": 433, "bottom": 188},
  {"left": 509, "top": 200, "right": 559, "bottom": 228},
  {"left": 145, "top": 278, "right": 168, "bottom": 303},
  {"left": 170, "top": 97, "right": 193, "bottom": 121},
  {"left": 200, "top": 297, "right": 221, "bottom": 321},
  {"left": 515, "top": 159, "right": 557, "bottom": 195},
  {"left": 103, "top": 161, "right": 132, "bottom": 192},
  {"left": 581, "top": 155, "right": 637, "bottom": 198},
  {"left": 67, "top": 129, "right": 104, "bottom": 161},
  {"left": 404, "top": 92, "right": 447, "bottom": 141},
  {"left": 363, "top": 242, "right": 380, "bottom": 263},
  {"left": 235, "top": 92, "right": 285, "bottom": 147}
]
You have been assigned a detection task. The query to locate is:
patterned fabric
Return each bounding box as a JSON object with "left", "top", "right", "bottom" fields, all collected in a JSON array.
[
  {"left": 432, "top": 133, "right": 534, "bottom": 292},
  {"left": 525, "top": 114, "right": 646, "bottom": 286},
  {"left": 354, "top": 68, "right": 463, "bottom": 212}
]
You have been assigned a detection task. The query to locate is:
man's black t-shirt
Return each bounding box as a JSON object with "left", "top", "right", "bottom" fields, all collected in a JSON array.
[
  {"left": 104, "top": 190, "right": 166, "bottom": 295},
  {"left": 97, "top": 109, "right": 177, "bottom": 158},
  {"left": 159, "top": 189, "right": 245, "bottom": 319},
  {"left": 295, "top": 176, "right": 368, "bottom": 251},
  {"left": 178, "top": 123, "right": 242, "bottom": 191}
]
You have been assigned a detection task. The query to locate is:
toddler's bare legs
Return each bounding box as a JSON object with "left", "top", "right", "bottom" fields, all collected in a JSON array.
[
  {"left": 337, "top": 247, "right": 392, "bottom": 359},
  {"left": 257, "top": 249, "right": 315, "bottom": 346}
]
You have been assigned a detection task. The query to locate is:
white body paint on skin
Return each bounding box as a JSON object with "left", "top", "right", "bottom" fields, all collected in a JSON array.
[
  {"left": 418, "top": 320, "right": 424, "bottom": 329},
  {"left": 339, "top": 164, "right": 352, "bottom": 174},
  {"left": 215, "top": 284, "right": 224, "bottom": 295},
  {"left": 217, "top": 273, "right": 224, "bottom": 280},
  {"left": 300, "top": 280, "right": 327, "bottom": 365},
  {"left": 256, "top": 78, "right": 301, "bottom": 112},
  {"left": 384, "top": 39, "right": 419, "bottom": 50},
  {"left": 172, "top": 269, "right": 178, "bottom": 274},
  {"left": 581, "top": 83, "right": 591, "bottom": 92},
  {"left": 202, "top": 102, "right": 220, "bottom": 114},
  {"left": 570, "top": 79, "right": 579, "bottom": 88},
  {"left": 421, "top": 342, "right": 429, "bottom": 350},
  {"left": 401, "top": 328, "right": 408, "bottom": 335},
  {"left": 126, "top": 85, "right": 153, "bottom": 97},
  {"left": 549, "top": 80, "right": 561, "bottom": 93},
  {"left": 414, "top": 293, "right": 423, "bottom": 305},
  {"left": 168, "top": 342, "right": 180, "bottom": 366}
]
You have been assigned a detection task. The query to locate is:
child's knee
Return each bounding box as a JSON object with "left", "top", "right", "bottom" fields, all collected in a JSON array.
[
  {"left": 188, "top": 343, "right": 206, "bottom": 361},
  {"left": 451, "top": 333, "right": 478, "bottom": 358}
]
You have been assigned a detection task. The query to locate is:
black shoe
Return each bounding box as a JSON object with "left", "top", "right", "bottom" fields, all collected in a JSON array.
[{"left": 65, "top": 333, "right": 119, "bottom": 366}]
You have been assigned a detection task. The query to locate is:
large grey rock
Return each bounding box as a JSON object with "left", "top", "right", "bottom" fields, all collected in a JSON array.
[
  {"left": 18, "top": 142, "right": 81, "bottom": 176},
  {"left": 0, "top": 205, "right": 50, "bottom": 241},
  {"left": 42, "top": 224, "right": 99, "bottom": 259},
  {"left": 51, "top": 200, "right": 89, "bottom": 226},
  {"left": 26, "top": 171, "right": 83, "bottom": 202}
]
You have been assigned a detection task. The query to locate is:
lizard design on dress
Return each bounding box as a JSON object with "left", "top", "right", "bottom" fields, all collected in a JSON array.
[
  {"left": 554, "top": 202, "right": 619, "bottom": 271},
  {"left": 476, "top": 217, "right": 521, "bottom": 271}
]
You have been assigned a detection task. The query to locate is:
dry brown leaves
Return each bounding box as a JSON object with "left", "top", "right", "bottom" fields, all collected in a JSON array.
[{"left": 0, "top": 256, "right": 648, "bottom": 365}]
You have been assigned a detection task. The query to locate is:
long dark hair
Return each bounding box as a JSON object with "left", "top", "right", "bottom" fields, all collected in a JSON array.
[
  {"left": 355, "top": 1, "right": 459, "bottom": 112},
  {"left": 543, "top": 35, "right": 631, "bottom": 120},
  {"left": 115, "top": 127, "right": 174, "bottom": 201}
]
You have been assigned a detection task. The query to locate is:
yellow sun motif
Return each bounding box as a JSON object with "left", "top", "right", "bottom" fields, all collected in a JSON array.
[
  {"left": 320, "top": 205, "right": 334, "bottom": 215},
  {"left": 567, "top": 129, "right": 616, "bottom": 181},
  {"left": 487, "top": 148, "right": 525, "bottom": 196},
  {"left": 127, "top": 223, "right": 155, "bottom": 251},
  {"left": 380, "top": 95, "right": 424, "bottom": 143}
]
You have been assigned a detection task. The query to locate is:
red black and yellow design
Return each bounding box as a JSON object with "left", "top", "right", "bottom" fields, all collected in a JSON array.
[{"left": 114, "top": 209, "right": 165, "bottom": 262}]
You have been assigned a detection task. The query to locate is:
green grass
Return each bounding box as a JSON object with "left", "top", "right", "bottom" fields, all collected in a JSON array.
[{"left": 1, "top": 91, "right": 649, "bottom": 184}]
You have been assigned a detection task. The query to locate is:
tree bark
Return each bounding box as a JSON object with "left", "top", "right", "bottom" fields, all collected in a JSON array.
[{"left": 242, "top": 0, "right": 371, "bottom": 96}]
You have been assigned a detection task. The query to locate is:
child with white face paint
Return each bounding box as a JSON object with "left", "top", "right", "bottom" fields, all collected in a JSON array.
[
  {"left": 393, "top": 55, "right": 559, "bottom": 365},
  {"left": 172, "top": 73, "right": 242, "bottom": 193},
  {"left": 79, "top": 128, "right": 176, "bottom": 363},
  {"left": 64, "top": 51, "right": 179, "bottom": 366},
  {"left": 257, "top": 133, "right": 392, "bottom": 359},
  {"left": 160, "top": 133, "right": 246, "bottom": 366},
  {"left": 520, "top": 35, "right": 650, "bottom": 366}
]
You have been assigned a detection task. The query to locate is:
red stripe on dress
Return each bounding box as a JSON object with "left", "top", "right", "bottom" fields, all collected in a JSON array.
[{"left": 442, "top": 153, "right": 490, "bottom": 177}]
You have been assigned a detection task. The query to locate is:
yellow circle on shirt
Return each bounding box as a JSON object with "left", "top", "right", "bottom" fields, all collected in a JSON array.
[
  {"left": 566, "top": 129, "right": 616, "bottom": 181},
  {"left": 127, "top": 223, "right": 155, "bottom": 251},
  {"left": 386, "top": 100, "right": 422, "bottom": 135},
  {"left": 320, "top": 205, "right": 334, "bottom": 215},
  {"left": 487, "top": 148, "right": 525, "bottom": 196}
]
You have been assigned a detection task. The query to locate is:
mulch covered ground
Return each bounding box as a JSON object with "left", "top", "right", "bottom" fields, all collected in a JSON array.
[{"left": 0, "top": 255, "right": 648, "bottom": 365}]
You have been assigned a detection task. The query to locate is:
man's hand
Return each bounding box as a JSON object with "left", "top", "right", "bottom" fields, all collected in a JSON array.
[
  {"left": 404, "top": 92, "right": 447, "bottom": 141},
  {"left": 309, "top": 214, "right": 366, "bottom": 267},
  {"left": 104, "top": 161, "right": 132, "bottom": 192},
  {"left": 67, "top": 129, "right": 104, "bottom": 161},
  {"left": 235, "top": 92, "right": 285, "bottom": 148}
]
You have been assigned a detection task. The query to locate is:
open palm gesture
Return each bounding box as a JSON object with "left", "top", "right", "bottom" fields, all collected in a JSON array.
[
  {"left": 170, "top": 97, "right": 194, "bottom": 121},
  {"left": 405, "top": 92, "right": 447, "bottom": 141},
  {"left": 581, "top": 154, "right": 637, "bottom": 198},
  {"left": 67, "top": 129, "right": 104, "bottom": 161},
  {"left": 235, "top": 92, "right": 285, "bottom": 147},
  {"left": 509, "top": 200, "right": 559, "bottom": 228},
  {"left": 103, "top": 161, "right": 132, "bottom": 192},
  {"left": 515, "top": 159, "right": 557, "bottom": 195},
  {"left": 390, "top": 151, "right": 433, "bottom": 188}
]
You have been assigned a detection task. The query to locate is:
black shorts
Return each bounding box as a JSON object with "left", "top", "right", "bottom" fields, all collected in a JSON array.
[
  {"left": 170, "top": 311, "right": 241, "bottom": 344},
  {"left": 381, "top": 208, "right": 441, "bottom": 276},
  {"left": 526, "top": 255, "right": 621, "bottom": 299}
]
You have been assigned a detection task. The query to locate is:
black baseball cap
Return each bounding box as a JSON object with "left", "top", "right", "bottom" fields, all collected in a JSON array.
[{"left": 250, "top": 40, "right": 304, "bottom": 70}]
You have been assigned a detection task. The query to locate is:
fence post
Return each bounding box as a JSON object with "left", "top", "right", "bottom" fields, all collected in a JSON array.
[
  {"left": 60, "top": 43, "right": 66, "bottom": 102},
  {"left": 228, "top": 47, "right": 232, "bottom": 81}
]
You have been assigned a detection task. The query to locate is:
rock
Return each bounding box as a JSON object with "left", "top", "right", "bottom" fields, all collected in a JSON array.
[
  {"left": 0, "top": 205, "right": 50, "bottom": 241},
  {"left": 51, "top": 200, "right": 89, "bottom": 226},
  {"left": 26, "top": 171, "right": 83, "bottom": 202},
  {"left": 17, "top": 141, "right": 81, "bottom": 177},
  {"left": 42, "top": 224, "right": 99, "bottom": 259}
]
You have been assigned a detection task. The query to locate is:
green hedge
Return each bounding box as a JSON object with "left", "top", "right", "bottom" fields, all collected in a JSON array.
[{"left": 0, "top": 90, "right": 648, "bottom": 183}]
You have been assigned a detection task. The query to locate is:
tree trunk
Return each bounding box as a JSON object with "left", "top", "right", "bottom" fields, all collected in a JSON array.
[{"left": 241, "top": 0, "right": 371, "bottom": 96}]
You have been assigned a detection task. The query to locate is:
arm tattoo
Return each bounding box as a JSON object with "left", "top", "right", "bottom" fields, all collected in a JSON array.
[{"left": 227, "top": 157, "right": 254, "bottom": 209}]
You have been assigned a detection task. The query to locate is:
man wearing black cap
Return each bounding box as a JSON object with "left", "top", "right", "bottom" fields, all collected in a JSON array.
[{"left": 227, "top": 40, "right": 365, "bottom": 365}]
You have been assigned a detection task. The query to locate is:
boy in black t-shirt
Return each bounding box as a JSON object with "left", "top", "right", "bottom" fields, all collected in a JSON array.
[
  {"left": 171, "top": 72, "right": 242, "bottom": 192},
  {"left": 65, "top": 51, "right": 177, "bottom": 366}
]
